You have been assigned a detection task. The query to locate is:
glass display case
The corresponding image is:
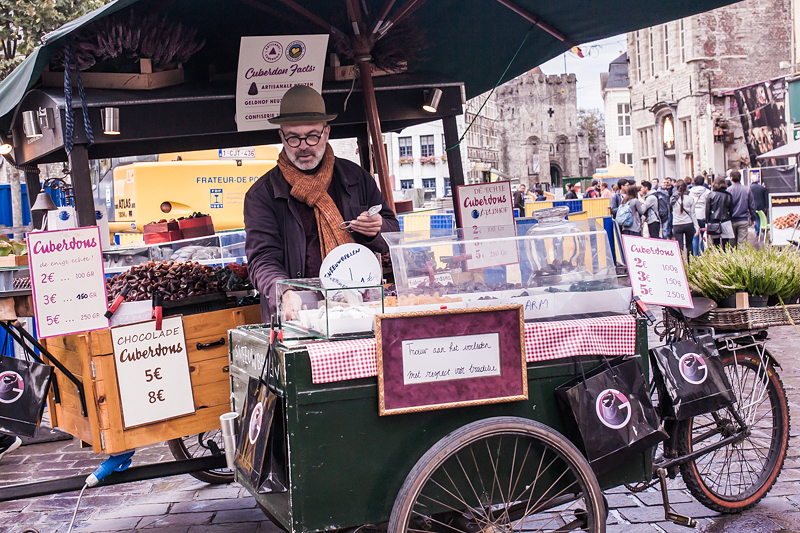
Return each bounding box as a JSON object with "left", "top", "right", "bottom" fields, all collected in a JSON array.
[
  {"left": 384, "top": 208, "right": 631, "bottom": 321},
  {"left": 103, "top": 230, "right": 246, "bottom": 274},
  {"left": 277, "top": 278, "right": 384, "bottom": 340}
]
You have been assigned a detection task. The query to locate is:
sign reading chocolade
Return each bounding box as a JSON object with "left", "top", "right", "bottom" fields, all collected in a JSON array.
[{"left": 111, "top": 317, "right": 195, "bottom": 428}]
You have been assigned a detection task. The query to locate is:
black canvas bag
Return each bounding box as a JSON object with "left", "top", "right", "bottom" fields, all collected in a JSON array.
[
  {"left": 555, "top": 356, "right": 666, "bottom": 474},
  {"left": 0, "top": 354, "right": 54, "bottom": 437},
  {"left": 650, "top": 335, "right": 734, "bottom": 420},
  {"left": 234, "top": 326, "right": 287, "bottom": 493}
]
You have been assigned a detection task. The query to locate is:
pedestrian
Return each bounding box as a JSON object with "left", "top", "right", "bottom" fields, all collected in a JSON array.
[
  {"left": 690, "top": 175, "right": 710, "bottom": 255},
  {"left": 565, "top": 183, "right": 578, "bottom": 200},
  {"left": 609, "top": 179, "right": 629, "bottom": 216},
  {"left": 705, "top": 176, "right": 734, "bottom": 250},
  {"left": 750, "top": 174, "right": 769, "bottom": 236},
  {"left": 641, "top": 180, "right": 662, "bottom": 239},
  {"left": 534, "top": 188, "right": 546, "bottom": 201},
  {"left": 616, "top": 184, "right": 645, "bottom": 236},
  {"left": 671, "top": 180, "right": 700, "bottom": 258},
  {"left": 0, "top": 434, "right": 21, "bottom": 462},
  {"left": 663, "top": 177, "right": 675, "bottom": 238},
  {"left": 612, "top": 184, "right": 618, "bottom": 193},
  {"left": 652, "top": 177, "right": 661, "bottom": 191},
  {"left": 600, "top": 182, "right": 612, "bottom": 198},
  {"left": 513, "top": 184, "right": 527, "bottom": 213},
  {"left": 727, "top": 170, "right": 757, "bottom": 246},
  {"left": 584, "top": 180, "right": 600, "bottom": 199},
  {"left": 684, "top": 176, "right": 693, "bottom": 188}
]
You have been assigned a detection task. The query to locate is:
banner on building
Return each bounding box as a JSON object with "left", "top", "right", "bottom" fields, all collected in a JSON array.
[{"left": 732, "top": 78, "right": 788, "bottom": 167}]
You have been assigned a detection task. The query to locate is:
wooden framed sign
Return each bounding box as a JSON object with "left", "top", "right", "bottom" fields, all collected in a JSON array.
[{"left": 376, "top": 305, "right": 527, "bottom": 416}]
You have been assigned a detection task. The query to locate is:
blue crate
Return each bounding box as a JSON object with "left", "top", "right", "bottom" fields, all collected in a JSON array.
[{"left": 552, "top": 199, "right": 583, "bottom": 213}]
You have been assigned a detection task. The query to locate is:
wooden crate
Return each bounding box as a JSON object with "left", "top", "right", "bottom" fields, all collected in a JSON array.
[
  {"left": 42, "top": 59, "right": 184, "bottom": 91},
  {"left": 42, "top": 305, "right": 260, "bottom": 454},
  {"left": 0, "top": 255, "right": 28, "bottom": 267}
]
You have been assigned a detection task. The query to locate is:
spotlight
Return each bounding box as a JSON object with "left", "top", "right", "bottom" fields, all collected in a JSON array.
[
  {"left": 102, "top": 107, "right": 120, "bottom": 135},
  {"left": 0, "top": 144, "right": 12, "bottom": 155},
  {"left": 423, "top": 88, "right": 443, "bottom": 113},
  {"left": 22, "top": 110, "right": 42, "bottom": 138}
]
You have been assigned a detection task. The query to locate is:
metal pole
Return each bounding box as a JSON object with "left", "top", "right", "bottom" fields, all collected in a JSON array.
[
  {"left": 357, "top": 59, "right": 396, "bottom": 212},
  {"left": 443, "top": 115, "right": 466, "bottom": 229},
  {"left": 68, "top": 144, "right": 96, "bottom": 227}
]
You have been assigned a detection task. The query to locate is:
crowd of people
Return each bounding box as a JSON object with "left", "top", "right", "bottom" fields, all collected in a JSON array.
[{"left": 609, "top": 170, "right": 767, "bottom": 258}]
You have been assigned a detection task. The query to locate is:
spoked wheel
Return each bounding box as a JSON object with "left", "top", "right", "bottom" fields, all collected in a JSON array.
[
  {"left": 388, "top": 417, "right": 605, "bottom": 533},
  {"left": 678, "top": 350, "right": 789, "bottom": 513},
  {"left": 168, "top": 430, "right": 234, "bottom": 484}
]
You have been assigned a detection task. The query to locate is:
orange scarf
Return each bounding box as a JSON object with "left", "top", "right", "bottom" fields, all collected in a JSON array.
[{"left": 279, "top": 144, "right": 354, "bottom": 260}]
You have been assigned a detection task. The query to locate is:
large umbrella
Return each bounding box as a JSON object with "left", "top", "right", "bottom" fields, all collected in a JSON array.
[{"left": 0, "top": 0, "right": 742, "bottom": 223}]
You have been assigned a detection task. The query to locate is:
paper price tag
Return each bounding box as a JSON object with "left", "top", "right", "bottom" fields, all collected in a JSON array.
[
  {"left": 111, "top": 317, "right": 195, "bottom": 428},
  {"left": 28, "top": 227, "right": 109, "bottom": 338},
  {"left": 621, "top": 236, "right": 693, "bottom": 308}
]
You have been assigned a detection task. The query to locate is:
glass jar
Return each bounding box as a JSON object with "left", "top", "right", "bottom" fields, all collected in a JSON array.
[{"left": 524, "top": 206, "right": 588, "bottom": 285}]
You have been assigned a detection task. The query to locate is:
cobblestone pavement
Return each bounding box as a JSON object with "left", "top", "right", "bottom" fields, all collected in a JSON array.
[{"left": 0, "top": 324, "right": 798, "bottom": 532}]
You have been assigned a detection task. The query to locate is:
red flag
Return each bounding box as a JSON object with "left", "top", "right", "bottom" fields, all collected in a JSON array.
[{"left": 570, "top": 46, "right": 585, "bottom": 58}]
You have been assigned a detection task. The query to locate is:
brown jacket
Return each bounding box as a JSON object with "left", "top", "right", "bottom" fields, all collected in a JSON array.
[{"left": 244, "top": 156, "right": 399, "bottom": 320}]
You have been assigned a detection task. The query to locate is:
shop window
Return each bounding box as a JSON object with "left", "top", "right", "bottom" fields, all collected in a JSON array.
[
  {"left": 422, "top": 178, "right": 436, "bottom": 191},
  {"left": 400, "top": 179, "right": 415, "bottom": 190},
  {"left": 444, "top": 178, "right": 451, "bottom": 196}
]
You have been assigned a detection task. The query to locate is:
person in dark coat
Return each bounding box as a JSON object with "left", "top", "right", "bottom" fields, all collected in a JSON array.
[
  {"left": 564, "top": 183, "right": 578, "bottom": 200},
  {"left": 750, "top": 174, "right": 769, "bottom": 235},
  {"left": 513, "top": 184, "right": 527, "bottom": 212},
  {"left": 244, "top": 86, "right": 399, "bottom": 320},
  {"left": 705, "top": 176, "right": 734, "bottom": 249}
]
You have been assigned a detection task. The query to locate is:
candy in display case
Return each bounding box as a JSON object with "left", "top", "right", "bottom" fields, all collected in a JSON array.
[
  {"left": 384, "top": 208, "right": 631, "bottom": 320},
  {"left": 277, "top": 278, "right": 384, "bottom": 340}
]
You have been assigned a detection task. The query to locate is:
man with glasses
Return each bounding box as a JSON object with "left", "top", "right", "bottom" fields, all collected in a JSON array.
[{"left": 244, "top": 85, "right": 399, "bottom": 320}]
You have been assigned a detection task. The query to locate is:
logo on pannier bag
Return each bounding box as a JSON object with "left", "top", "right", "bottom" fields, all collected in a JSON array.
[
  {"left": 248, "top": 402, "right": 264, "bottom": 445},
  {"left": 679, "top": 353, "right": 708, "bottom": 385},
  {"left": 0, "top": 371, "right": 24, "bottom": 404},
  {"left": 595, "top": 389, "right": 631, "bottom": 430}
]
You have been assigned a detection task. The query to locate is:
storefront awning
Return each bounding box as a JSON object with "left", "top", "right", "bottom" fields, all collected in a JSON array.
[{"left": 757, "top": 138, "right": 800, "bottom": 159}]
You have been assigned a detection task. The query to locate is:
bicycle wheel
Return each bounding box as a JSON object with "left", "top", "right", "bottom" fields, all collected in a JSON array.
[
  {"left": 678, "top": 350, "right": 789, "bottom": 513},
  {"left": 167, "top": 430, "right": 234, "bottom": 484},
  {"left": 388, "top": 417, "right": 605, "bottom": 533}
]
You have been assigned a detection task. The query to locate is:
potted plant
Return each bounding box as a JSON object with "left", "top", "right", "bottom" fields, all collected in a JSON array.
[
  {"left": 399, "top": 157, "right": 413, "bottom": 165},
  {"left": 420, "top": 155, "right": 437, "bottom": 165}
]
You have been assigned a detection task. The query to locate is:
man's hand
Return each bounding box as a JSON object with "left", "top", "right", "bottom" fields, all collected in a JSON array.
[
  {"left": 348, "top": 211, "right": 383, "bottom": 237},
  {"left": 281, "top": 290, "right": 302, "bottom": 320}
]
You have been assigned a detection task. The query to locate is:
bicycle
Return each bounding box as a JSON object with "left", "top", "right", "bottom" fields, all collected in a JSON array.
[{"left": 626, "top": 299, "right": 790, "bottom": 524}]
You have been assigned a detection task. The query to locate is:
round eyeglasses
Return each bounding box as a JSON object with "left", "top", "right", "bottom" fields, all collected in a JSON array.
[{"left": 282, "top": 132, "right": 323, "bottom": 148}]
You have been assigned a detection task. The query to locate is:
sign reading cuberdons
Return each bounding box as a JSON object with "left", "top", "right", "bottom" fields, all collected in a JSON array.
[{"left": 111, "top": 317, "right": 195, "bottom": 428}]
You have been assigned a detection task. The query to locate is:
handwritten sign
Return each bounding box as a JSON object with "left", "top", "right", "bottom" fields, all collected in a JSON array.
[
  {"left": 621, "top": 235, "right": 693, "bottom": 308},
  {"left": 455, "top": 181, "right": 518, "bottom": 270},
  {"left": 402, "top": 333, "right": 501, "bottom": 385},
  {"left": 408, "top": 273, "right": 454, "bottom": 288},
  {"left": 509, "top": 293, "right": 555, "bottom": 320},
  {"left": 111, "top": 317, "right": 195, "bottom": 428},
  {"left": 28, "top": 227, "right": 109, "bottom": 338},
  {"left": 319, "top": 243, "right": 381, "bottom": 289},
  {"left": 236, "top": 35, "right": 328, "bottom": 132}
]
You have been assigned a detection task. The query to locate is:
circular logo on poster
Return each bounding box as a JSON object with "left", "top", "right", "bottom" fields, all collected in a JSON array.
[
  {"left": 471, "top": 209, "right": 480, "bottom": 219},
  {"left": 248, "top": 402, "right": 264, "bottom": 444},
  {"left": 595, "top": 388, "right": 631, "bottom": 430},
  {"left": 262, "top": 41, "right": 283, "bottom": 63},
  {"left": 59, "top": 210, "right": 71, "bottom": 221},
  {"left": 0, "top": 371, "right": 24, "bottom": 404},
  {"left": 679, "top": 353, "right": 708, "bottom": 385},
  {"left": 285, "top": 41, "right": 306, "bottom": 62}
]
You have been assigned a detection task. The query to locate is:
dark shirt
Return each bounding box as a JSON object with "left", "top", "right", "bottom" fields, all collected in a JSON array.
[
  {"left": 727, "top": 182, "right": 757, "bottom": 222},
  {"left": 750, "top": 182, "right": 769, "bottom": 212},
  {"left": 535, "top": 194, "right": 546, "bottom": 202},
  {"left": 565, "top": 190, "right": 578, "bottom": 200}
]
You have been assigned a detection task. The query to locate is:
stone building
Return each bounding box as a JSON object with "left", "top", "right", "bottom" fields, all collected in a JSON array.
[
  {"left": 601, "top": 53, "right": 634, "bottom": 168},
  {"left": 495, "top": 68, "right": 584, "bottom": 187},
  {"left": 464, "top": 91, "right": 500, "bottom": 184},
  {"left": 627, "top": 0, "right": 791, "bottom": 181}
]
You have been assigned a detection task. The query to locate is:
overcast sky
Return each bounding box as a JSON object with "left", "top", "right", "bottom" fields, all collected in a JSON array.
[{"left": 539, "top": 34, "right": 628, "bottom": 112}]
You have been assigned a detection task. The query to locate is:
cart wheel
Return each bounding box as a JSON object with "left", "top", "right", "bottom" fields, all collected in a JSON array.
[
  {"left": 167, "top": 430, "right": 234, "bottom": 484},
  {"left": 678, "top": 350, "right": 789, "bottom": 513},
  {"left": 388, "top": 417, "right": 605, "bottom": 533}
]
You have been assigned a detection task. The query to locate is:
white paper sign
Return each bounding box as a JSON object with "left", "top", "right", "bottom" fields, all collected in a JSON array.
[
  {"left": 28, "top": 226, "right": 109, "bottom": 338},
  {"left": 456, "top": 181, "right": 518, "bottom": 270},
  {"left": 408, "top": 273, "right": 454, "bottom": 288},
  {"left": 509, "top": 293, "right": 555, "bottom": 320},
  {"left": 319, "top": 243, "right": 381, "bottom": 289},
  {"left": 236, "top": 35, "right": 329, "bottom": 132},
  {"left": 111, "top": 317, "right": 195, "bottom": 428},
  {"left": 769, "top": 193, "right": 800, "bottom": 246},
  {"left": 621, "top": 236, "right": 693, "bottom": 308},
  {"left": 402, "top": 333, "right": 501, "bottom": 385}
]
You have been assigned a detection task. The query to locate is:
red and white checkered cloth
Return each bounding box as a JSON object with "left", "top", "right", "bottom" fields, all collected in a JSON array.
[{"left": 306, "top": 314, "right": 637, "bottom": 384}]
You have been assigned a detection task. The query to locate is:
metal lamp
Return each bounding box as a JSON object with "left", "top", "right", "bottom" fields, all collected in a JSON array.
[
  {"left": 422, "top": 88, "right": 443, "bottom": 113},
  {"left": 102, "top": 107, "right": 120, "bottom": 135},
  {"left": 22, "top": 110, "right": 42, "bottom": 138}
]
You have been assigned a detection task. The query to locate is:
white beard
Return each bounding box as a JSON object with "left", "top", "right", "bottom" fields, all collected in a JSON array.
[{"left": 285, "top": 146, "right": 325, "bottom": 171}]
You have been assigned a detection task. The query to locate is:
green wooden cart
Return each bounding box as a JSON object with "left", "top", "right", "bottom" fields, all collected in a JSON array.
[{"left": 228, "top": 318, "right": 651, "bottom": 533}]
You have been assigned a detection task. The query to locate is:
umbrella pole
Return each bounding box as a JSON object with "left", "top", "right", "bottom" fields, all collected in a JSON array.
[{"left": 357, "top": 58, "right": 395, "bottom": 212}]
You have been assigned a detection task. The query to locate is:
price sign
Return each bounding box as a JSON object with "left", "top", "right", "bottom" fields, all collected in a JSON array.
[
  {"left": 111, "top": 317, "right": 195, "bottom": 428},
  {"left": 621, "top": 236, "right": 693, "bottom": 308},
  {"left": 455, "top": 181, "right": 518, "bottom": 271},
  {"left": 28, "top": 227, "right": 109, "bottom": 338}
]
